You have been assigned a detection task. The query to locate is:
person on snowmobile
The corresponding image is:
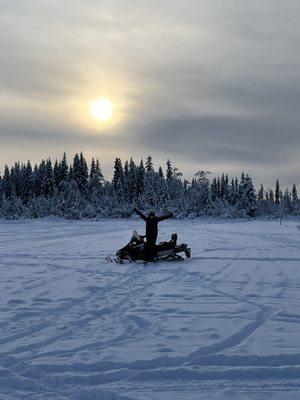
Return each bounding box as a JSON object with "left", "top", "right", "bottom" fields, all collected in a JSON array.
[{"left": 133, "top": 208, "right": 174, "bottom": 249}]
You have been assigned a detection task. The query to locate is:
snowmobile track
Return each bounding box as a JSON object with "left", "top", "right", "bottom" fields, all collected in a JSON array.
[{"left": 1, "top": 219, "right": 300, "bottom": 400}]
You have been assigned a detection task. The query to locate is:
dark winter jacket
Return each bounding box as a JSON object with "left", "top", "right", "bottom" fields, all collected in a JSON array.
[{"left": 133, "top": 208, "right": 173, "bottom": 245}]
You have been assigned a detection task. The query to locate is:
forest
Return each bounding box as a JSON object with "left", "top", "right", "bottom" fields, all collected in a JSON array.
[{"left": 0, "top": 152, "right": 298, "bottom": 219}]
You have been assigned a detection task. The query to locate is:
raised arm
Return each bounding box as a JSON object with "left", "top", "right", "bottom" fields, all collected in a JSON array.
[
  {"left": 133, "top": 208, "right": 147, "bottom": 221},
  {"left": 158, "top": 212, "right": 174, "bottom": 222}
]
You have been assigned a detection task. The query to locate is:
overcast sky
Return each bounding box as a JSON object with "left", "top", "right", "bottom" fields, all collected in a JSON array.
[{"left": 1, "top": 0, "right": 299, "bottom": 186}]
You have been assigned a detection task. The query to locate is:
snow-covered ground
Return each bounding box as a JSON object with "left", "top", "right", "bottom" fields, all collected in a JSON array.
[{"left": 1, "top": 218, "right": 300, "bottom": 400}]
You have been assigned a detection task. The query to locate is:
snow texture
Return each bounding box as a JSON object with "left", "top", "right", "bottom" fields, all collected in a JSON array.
[{"left": 1, "top": 218, "right": 300, "bottom": 399}]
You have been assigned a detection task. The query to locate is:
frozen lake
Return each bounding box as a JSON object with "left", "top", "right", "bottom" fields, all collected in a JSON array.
[{"left": 1, "top": 218, "right": 300, "bottom": 399}]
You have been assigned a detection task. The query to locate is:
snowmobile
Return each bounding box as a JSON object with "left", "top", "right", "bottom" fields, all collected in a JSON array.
[{"left": 106, "top": 231, "right": 191, "bottom": 263}]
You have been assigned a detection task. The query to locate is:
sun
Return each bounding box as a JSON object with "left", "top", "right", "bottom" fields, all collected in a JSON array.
[{"left": 90, "top": 98, "right": 113, "bottom": 122}]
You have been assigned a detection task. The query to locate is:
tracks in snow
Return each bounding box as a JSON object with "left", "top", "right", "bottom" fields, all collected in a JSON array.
[{"left": 1, "top": 219, "right": 300, "bottom": 399}]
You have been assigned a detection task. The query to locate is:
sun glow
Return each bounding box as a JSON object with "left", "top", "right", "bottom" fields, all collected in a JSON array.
[{"left": 90, "top": 98, "right": 113, "bottom": 122}]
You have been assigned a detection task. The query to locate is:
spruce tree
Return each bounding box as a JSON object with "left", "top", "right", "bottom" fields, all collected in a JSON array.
[
  {"left": 258, "top": 184, "right": 264, "bottom": 201},
  {"left": 292, "top": 183, "right": 298, "bottom": 202},
  {"left": 146, "top": 156, "right": 154, "bottom": 174},
  {"left": 275, "top": 179, "right": 280, "bottom": 205},
  {"left": 79, "top": 152, "right": 89, "bottom": 193},
  {"left": 136, "top": 159, "right": 145, "bottom": 195},
  {"left": 143, "top": 172, "right": 156, "bottom": 207},
  {"left": 72, "top": 153, "right": 81, "bottom": 188},
  {"left": 23, "top": 161, "right": 33, "bottom": 204},
  {"left": 211, "top": 178, "right": 217, "bottom": 201},
  {"left": 112, "top": 157, "right": 124, "bottom": 198},
  {"left": 59, "top": 152, "right": 69, "bottom": 183},
  {"left": 123, "top": 160, "right": 130, "bottom": 202},
  {"left": 2, "top": 165, "right": 11, "bottom": 198},
  {"left": 158, "top": 166, "right": 164, "bottom": 179},
  {"left": 166, "top": 159, "right": 173, "bottom": 181},
  {"left": 229, "top": 178, "right": 239, "bottom": 205},
  {"left": 283, "top": 188, "right": 292, "bottom": 213},
  {"left": 89, "top": 158, "right": 103, "bottom": 193},
  {"left": 234, "top": 178, "right": 239, "bottom": 202},
  {"left": 239, "top": 174, "right": 257, "bottom": 217},
  {"left": 128, "top": 158, "right": 138, "bottom": 202},
  {"left": 71, "top": 152, "right": 88, "bottom": 194},
  {"left": 54, "top": 159, "right": 60, "bottom": 188},
  {"left": 10, "top": 162, "right": 21, "bottom": 198},
  {"left": 220, "top": 173, "right": 229, "bottom": 201},
  {"left": 216, "top": 177, "right": 221, "bottom": 198},
  {"left": 40, "top": 159, "right": 54, "bottom": 197},
  {"left": 239, "top": 173, "right": 245, "bottom": 199}
]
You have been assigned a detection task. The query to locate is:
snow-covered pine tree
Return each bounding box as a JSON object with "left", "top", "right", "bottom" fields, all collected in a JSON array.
[
  {"left": 136, "top": 159, "right": 145, "bottom": 196},
  {"left": 128, "top": 158, "right": 138, "bottom": 203},
  {"left": 79, "top": 152, "right": 89, "bottom": 194},
  {"left": 71, "top": 153, "right": 81, "bottom": 189},
  {"left": 166, "top": 159, "right": 172, "bottom": 181},
  {"left": 53, "top": 153, "right": 69, "bottom": 192},
  {"left": 220, "top": 174, "right": 229, "bottom": 201},
  {"left": 146, "top": 155, "right": 154, "bottom": 174},
  {"left": 71, "top": 152, "right": 88, "bottom": 194},
  {"left": 38, "top": 160, "right": 47, "bottom": 196},
  {"left": 123, "top": 160, "right": 131, "bottom": 203},
  {"left": 89, "top": 158, "right": 103, "bottom": 194},
  {"left": 32, "top": 164, "right": 40, "bottom": 197},
  {"left": 0, "top": 193, "right": 25, "bottom": 219},
  {"left": 216, "top": 177, "right": 221, "bottom": 198},
  {"left": 112, "top": 157, "right": 124, "bottom": 199},
  {"left": 228, "top": 178, "right": 235, "bottom": 205},
  {"left": 239, "top": 172, "right": 245, "bottom": 199},
  {"left": 292, "top": 183, "right": 298, "bottom": 202},
  {"left": 256, "top": 183, "right": 265, "bottom": 215},
  {"left": 22, "top": 161, "right": 34, "bottom": 204},
  {"left": 143, "top": 156, "right": 156, "bottom": 207},
  {"left": 44, "top": 159, "right": 55, "bottom": 197},
  {"left": 59, "top": 153, "right": 69, "bottom": 184},
  {"left": 283, "top": 188, "right": 293, "bottom": 214},
  {"left": 238, "top": 174, "right": 257, "bottom": 217},
  {"left": 275, "top": 179, "right": 280, "bottom": 205},
  {"left": 188, "top": 171, "right": 213, "bottom": 216},
  {"left": 10, "top": 162, "right": 21, "bottom": 198},
  {"left": 54, "top": 159, "right": 60, "bottom": 188},
  {"left": 2, "top": 165, "right": 12, "bottom": 198},
  {"left": 88, "top": 158, "right": 104, "bottom": 215},
  {"left": 165, "top": 160, "right": 184, "bottom": 207},
  {"left": 291, "top": 183, "right": 299, "bottom": 214},
  {"left": 156, "top": 170, "right": 170, "bottom": 207},
  {"left": 258, "top": 183, "right": 264, "bottom": 202},
  {"left": 234, "top": 178, "right": 239, "bottom": 202},
  {"left": 158, "top": 166, "right": 164, "bottom": 179},
  {"left": 211, "top": 177, "right": 218, "bottom": 202}
]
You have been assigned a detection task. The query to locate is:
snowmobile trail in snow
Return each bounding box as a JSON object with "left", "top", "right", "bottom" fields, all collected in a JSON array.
[{"left": 1, "top": 218, "right": 300, "bottom": 399}]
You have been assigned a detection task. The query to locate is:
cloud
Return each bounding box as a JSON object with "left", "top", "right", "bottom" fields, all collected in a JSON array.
[
  {"left": 136, "top": 114, "right": 296, "bottom": 163},
  {"left": 0, "top": 0, "right": 300, "bottom": 185}
]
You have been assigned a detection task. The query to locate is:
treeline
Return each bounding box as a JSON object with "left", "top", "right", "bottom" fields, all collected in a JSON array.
[{"left": 0, "top": 152, "right": 299, "bottom": 219}]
